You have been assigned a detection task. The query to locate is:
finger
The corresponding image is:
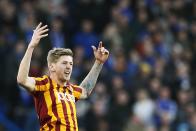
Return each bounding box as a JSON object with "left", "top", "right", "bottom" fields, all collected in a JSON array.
[
  {"left": 101, "top": 47, "right": 105, "bottom": 52},
  {"left": 39, "top": 34, "right": 48, "bottom": 38},
  {"left": 35, "top": 22, "right": 42, "bottom": 30},
  {"left": 101, "top": 48, "right": 109, "bottom": 55},
  {"left": 38, "top": 25, "right": 48, "bottom": 31},
  {"left": 91, "top": 46, "right": 97, "bottom": 52},
  {"left": 98, "top": 41, "right": 102, "bottom": 49},
  {"left": 104, "top": 49, "right": 109, "bottom": 54},
  {"left": 39, "top": 29, "right": 49, "bottom": 34}
]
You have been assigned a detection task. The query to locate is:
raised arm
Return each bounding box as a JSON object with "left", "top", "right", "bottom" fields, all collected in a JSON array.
[
  {"left": 17, "top": 22, "right": 49, "bottom": 92},
  {"left": 80, "top": 42, "right": 109, "bottom": 99}
]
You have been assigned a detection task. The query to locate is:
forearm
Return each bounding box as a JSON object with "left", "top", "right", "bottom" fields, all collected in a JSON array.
[
  {"left": 17, "top": 45, "right": 34, "bottom": 83},
  {"left": 80, "top": 60, "right": 103, "bottom": 96}
]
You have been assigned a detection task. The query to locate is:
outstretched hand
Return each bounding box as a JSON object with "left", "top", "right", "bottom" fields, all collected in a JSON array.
[
  {"left": 29, "top": 22, "right": 49, "bottom": 48},
  {"left": 92, "top": 41, "right": 109, "bottom": 64}
]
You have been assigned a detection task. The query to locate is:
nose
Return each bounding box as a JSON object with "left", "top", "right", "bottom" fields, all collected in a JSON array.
[{"left": 66, "top": 63, "right": 71, "bottom": 69}]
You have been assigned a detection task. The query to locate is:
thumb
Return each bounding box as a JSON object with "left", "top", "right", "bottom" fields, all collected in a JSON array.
[{"left": 91, "top": 46, "right": 96, "bottom": 52}]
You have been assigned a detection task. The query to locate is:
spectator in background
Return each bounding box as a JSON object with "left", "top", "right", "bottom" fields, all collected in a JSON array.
[
  {"left": 176, "top": 102, "right": 196, "bottom": 131},
  {"left": 127, "top": 49, "right": 140, "bottom": 77},
  {"left": 149, "top": 77, "right": 162, "bottom": 99},
  {"left": 4, "top": 40, "right": 26, "bottom": 119},
  {"left": 108, "top": 89, "right": 130, "bottom": 131},
  {"left": 102, "top": 23, "right": 122, "bottom": 53},
  {"left": 131, "top": 62, "right": 152, "bottom": 90},
  {"left": 110, "top": 75, "right": 125, "bottom": 94},
  {"left": 133, "top": 88, "right": 155, "bottom": 128},
  {"left": 111, "top": 1, "right": 134, "bottom": 51},
  {"left": 175, "top": 89, "right": 194, "bottom": 131},
  {"left": 50, "top": 16, "right": 66, "bottom": 48},
  {"left": 71, "top": 46, "right": 85, "bottom": 81},
  {"left": 175, "top": 62, "right": 191, "bottom": 90},
  {"left": 73, "top": 19, "right": 99, "bottom": 59},
  {"left": 85, "top": 98, "right": 109, "bottom": 131},
  {"left": 155, "top": 87, "right": 177, "bottom": 130},
  {"left": 18, "top": 1, "right": 36, "bottom": 43},
  {"left": 108, "top": 52, "right": 130, "bottom": 87}
]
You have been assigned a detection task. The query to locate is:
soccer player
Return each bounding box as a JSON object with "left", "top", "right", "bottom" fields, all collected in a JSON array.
[{"left": 17, "top": 22, "right": 109, "bottom": 131}]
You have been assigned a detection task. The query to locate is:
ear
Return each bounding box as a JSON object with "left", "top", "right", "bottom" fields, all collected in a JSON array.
[{"left": 48, "top": 63, "right": 55, "bottom": 72}]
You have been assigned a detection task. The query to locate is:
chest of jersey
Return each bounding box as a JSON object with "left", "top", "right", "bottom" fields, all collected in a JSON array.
[{"left": 55, "top": 90, "right": 75, "bottom": 103}]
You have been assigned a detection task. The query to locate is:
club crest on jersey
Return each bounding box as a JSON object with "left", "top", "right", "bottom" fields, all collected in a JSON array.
[{"left": 56, "top": 92, "right": 75, "bottom": 102}]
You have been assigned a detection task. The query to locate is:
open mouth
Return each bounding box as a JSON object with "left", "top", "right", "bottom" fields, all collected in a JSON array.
[{"left": 64, "top": 71, "right": 70, "bottom": 75}]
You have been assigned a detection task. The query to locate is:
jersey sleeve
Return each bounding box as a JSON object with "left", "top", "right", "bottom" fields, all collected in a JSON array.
[
  {"left": 32, "top": 75, "right": 50, "bottom": 92},
  {"left": 72, "top": 85, "right": 83, "bottom": 101}
]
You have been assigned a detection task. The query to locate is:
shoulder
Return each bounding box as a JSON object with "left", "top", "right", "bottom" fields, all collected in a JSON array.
[
  {"left": 70, "top": 84, "right": 83, "bottom": 93},
  {"left": 33, "top": 75, "right": 49, "bottom": 85},
  {"left": 34, "top": 75, "right": 48, "bottom": 80},
  {"left": 31, "top": 75, "right": 51, "bottom": 93}
]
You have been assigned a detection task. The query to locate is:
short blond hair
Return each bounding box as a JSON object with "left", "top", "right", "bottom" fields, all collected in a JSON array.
[{"left": 47, "top": 48, "right": 73, "bottom": 64}]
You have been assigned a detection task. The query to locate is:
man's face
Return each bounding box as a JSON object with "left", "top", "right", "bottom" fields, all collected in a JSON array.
[{"left": 52, "top": 55, "right": 73, "bottom": 82}]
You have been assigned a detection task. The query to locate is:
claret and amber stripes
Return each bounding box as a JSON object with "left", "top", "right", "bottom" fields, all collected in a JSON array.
[{"left": 32, "top": 75, "right": 82, "bottom": 131}]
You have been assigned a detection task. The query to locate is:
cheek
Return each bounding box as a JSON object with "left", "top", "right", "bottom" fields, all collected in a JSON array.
[{"left": 55, "top": 65, "right": 64, "bottom": 72}]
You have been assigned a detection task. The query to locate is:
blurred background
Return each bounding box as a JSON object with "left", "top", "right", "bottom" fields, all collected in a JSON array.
[{"left": 0, "top": 0, "right": 195, "bottom": 131}]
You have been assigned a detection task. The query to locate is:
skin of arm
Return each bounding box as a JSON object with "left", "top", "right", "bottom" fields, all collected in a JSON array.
[
  {"left": 17, "top": 23, "right": 49, "bottom": 92},
  {"left": 17, "top": 46, "right": 36, "bottom": 92},
  {"left": 80, "top": 42, "right": 109, "bottom": 99},
  {"left": 80, "top": 60, "right": 103, "bottom": 98}
]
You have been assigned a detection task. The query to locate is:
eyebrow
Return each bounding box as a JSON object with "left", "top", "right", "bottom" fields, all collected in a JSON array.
[{"left": 62, "top": 61, "right": 73, "bottom": 63}]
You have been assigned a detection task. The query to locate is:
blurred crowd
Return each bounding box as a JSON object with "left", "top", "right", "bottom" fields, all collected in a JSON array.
[{"left": 0, "top": 0, "right": 195, "bottom": 131}]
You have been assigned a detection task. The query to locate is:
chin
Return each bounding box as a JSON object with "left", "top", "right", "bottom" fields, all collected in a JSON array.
[{"left": 64, "top": 77, "right": 70, "bottom": 81}]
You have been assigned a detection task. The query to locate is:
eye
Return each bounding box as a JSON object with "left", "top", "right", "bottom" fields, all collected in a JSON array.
[{"left": 62, "top": 62, "right": 67, "bottom": 65}]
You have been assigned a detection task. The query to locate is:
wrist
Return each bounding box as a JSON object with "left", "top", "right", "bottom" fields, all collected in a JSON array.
[
  {"left": 95, "top": 60, "right": 104, "bottom": 65},
  {"left": 28, "top": 42, "right": 36, "bottom": 49},
  {"left": 28, "top": 44, "right": 36, "bottom": 50}
]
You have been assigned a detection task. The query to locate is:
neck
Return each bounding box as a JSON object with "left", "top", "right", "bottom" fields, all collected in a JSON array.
[{"left": 49, "top": 73, "right": 67, "bottom": 86}]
